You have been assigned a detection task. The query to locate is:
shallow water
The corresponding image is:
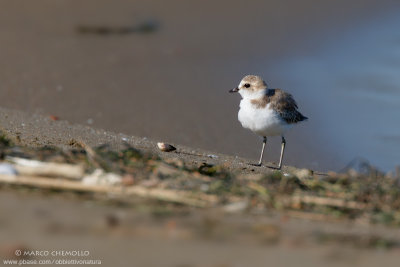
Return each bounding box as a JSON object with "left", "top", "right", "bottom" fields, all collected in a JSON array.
[
  {"left": 271, "top": 11, "right": 400, "bottom": 171},
  {"left": 0, "top": 0, "right": 399, "bottom": 171}
]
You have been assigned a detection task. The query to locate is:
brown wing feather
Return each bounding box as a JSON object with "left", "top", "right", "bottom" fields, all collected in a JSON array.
[{"left": 267, "top": 89, "right": 308, "bottom": 124}]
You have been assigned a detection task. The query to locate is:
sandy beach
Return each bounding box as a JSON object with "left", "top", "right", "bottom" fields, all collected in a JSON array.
[
  {"left": 0, "top": 107, "right": 399, "bottom": 267},
  {"left": 1, "top": 0, "right": 399, "bottom": 171},
  {"left": 1, "top": 1, "right": 400, "bottom": 266}
]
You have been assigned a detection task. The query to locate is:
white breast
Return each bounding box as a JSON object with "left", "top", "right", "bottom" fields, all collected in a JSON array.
[{"left": 238, "top": 99, "right": 292, "bottom": 136}]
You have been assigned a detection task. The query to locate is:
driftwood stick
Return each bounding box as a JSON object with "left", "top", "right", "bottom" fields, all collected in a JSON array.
[
  {"left": 125, "top": 186, "right": 218, "bottom": 207},
  {"left": 6, "top": 157, "right": 84, "bottom": 179},
  {"left": 0, "top": 174, "right": 216, "bottom": 207}
]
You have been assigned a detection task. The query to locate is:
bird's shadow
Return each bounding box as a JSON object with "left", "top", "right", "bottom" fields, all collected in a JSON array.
[
  {"left": 266, "top": 165, "right": 281, "bottom": 170},
  {"left": 248, "top": 163, "right": 281, "bottom": 170}
]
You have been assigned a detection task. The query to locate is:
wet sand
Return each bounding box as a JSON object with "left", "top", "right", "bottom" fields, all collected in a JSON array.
[
  {"left": 0, "top": 106, "right": 308, "bottom": 175},
  {"left": 1, "top": 0, "right": 399, "bottom": 171}
]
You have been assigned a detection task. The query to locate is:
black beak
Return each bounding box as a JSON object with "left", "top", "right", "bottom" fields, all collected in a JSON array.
[{"left": 229, "top": 87, "right": 239, "bottom": 93}]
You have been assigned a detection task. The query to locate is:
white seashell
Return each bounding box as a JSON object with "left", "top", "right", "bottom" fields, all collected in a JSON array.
[{"left": 157, "top": 142, "right": 176, "bottom": 152}]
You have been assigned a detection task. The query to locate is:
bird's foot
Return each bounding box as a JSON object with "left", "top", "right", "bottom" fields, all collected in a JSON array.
[
  {"left": 267, "top": 165, "right": 281, "bottom": 170},
  {"left": 249, "top": 162, "right": 262, "bottom": 167}
]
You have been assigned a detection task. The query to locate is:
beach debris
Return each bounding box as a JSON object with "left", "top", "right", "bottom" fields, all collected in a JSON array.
[
  {"left": 207, "top": 154, "right": 218, "bottom": 159},
  {"left": 82, "top": 169, "right": 121, "bottom": 186},
  {"left": 0, "top": 163, "right": 18, "bottom": 176},
  {"left": 292, "top": 168, "right": 313, "bottom": 179},
  {"left": 49, "top": 115, "right": 59, "bottom": 121},
  {"left": 6, "top": 156, "right": 84, "bottom": 179},
  {"left": 0, "top": 131, "right": 400, "bottom": 226},
  {"left": 157, "top": 142, "right": 176, "bottom": 152},
  {"left": 0, "top": 174, "right": 214, "bottom": 208}
]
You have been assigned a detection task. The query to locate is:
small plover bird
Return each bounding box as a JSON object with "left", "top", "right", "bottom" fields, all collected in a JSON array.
[{"left": 229, "top": 75, "right": 308, "bottom": 169}]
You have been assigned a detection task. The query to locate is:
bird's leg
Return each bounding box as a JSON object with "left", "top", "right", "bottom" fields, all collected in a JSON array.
[
  {"left": 278, "top": 136, "right": 286, "bottom": 169},
  {"left": 254, "top": 136, "right": 267, "bottom": 166}
]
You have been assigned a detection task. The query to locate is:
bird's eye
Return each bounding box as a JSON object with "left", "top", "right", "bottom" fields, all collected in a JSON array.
[{"left": 244, "top": 83, "right": 250, "bottom": 88}]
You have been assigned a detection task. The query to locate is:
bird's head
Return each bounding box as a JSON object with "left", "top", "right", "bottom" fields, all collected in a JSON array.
[{"left": 229, "top": 75, "right": 268, "bottom": 98}]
